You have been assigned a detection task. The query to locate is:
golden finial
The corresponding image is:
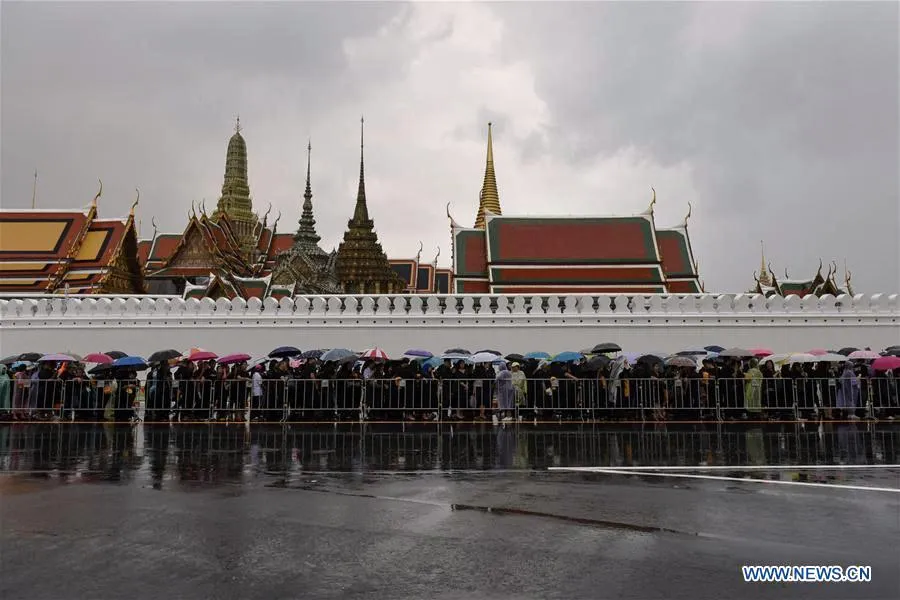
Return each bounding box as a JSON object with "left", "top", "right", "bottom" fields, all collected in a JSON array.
[
  {"left": 91, "top": 179, "right": 103, "bottom": 207},
  {"left": 415, "top": 241, "right": 423, "bottom": 264},
  {"left": 191, "top": 200, "right": 197, "bottom": 218},
  {"left": 151, "top": 216, "right": 158, "bottom": 237},
  {"left": 644, "top": 186, "right": 657, "bottom": 215},
  {"left": 130, "top": 188, "right": 140, "bottom": 216},
  {"left": 784, "top": 268, "right": 790, "bottom": 279},
  {"left": 235, "top": 115, "right": 242, "bottom": 134},
  {"left": 433, "top": 246, "right": 441, "bottom": 266},
  {"left": 273, "top": 210, "right": 282, "bottom": 231},
  {"left": 446, "top": 202, "right": 461, "bottom": 229},
  {"left": 815, "top": 258, "right": 823, "bottom": 279},
  {"left": 200, "top": 198, "right": 207, "bottom": 216}
]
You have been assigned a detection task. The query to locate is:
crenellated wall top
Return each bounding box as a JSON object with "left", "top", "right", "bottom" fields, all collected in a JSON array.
[{"left": 1, "top": 293, "right": 898, "bottom": 321}]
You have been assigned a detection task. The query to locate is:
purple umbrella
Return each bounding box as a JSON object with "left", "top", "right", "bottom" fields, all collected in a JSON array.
[{"left": 404, "top": 349, "right": 433, "bottom": 358}]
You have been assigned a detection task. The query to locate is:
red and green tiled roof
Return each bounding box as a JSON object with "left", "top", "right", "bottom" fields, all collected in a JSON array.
[
  {"left": 455, "top": 279, "right": 490, "bottom": 294},
  {"left": 491, "top": 284, "right": 668, "bottom": 294},
  {"left": 453, "top": 229, "right": 488, "bottom": 277},
  {"left": 657, "top": 229, "right": 696, "bottom": 279},
  {"left": 666, "top": 280, "right": 702, "bottom": 294},
  {"left": 489, "top": 266, "right": 664, "bottom": 285},
  {"left": 485, "top": 216, "right": 660, "bottom": 265}
]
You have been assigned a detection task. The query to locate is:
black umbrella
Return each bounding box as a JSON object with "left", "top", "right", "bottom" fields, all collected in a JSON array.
[
  {"left": 583, "top": 355, "right": 611, "bottom": 372},
  {"left": 837, "top": 347, "right": 859, "bottom": 356},
  {"left": 591, "top": 342, "right": 621, "bottom": 354},
  {"left": 883, "top": 348, "right": 900, "bottom": 357},
  {"left": 884, "top": 345, "right": 900, "bottom": 353},
  {"left": 475, "top": 349, "right": 502, "bottom": 355},
  {"left": 339, "top": 353, "right": 361, "bottom": 364},
  {"left": 704, "top": 345, "right": 726, "bottom": 353},
  {"left": 148, "top": 349, "right": 182, "bottom": 363},
  {"left": 104, "top": 350, "right": 127, "bottom": 360},
  {"left": 17, "top": 352, "right": 42, "bottom": 362},
  {"left": 636, "top": 354, "right": 665, "bottom": 369},
  {"left": 269, "top": 346, "right": 301, "bottom": 358},
  {"left": 505, "top": 353, "right": 526, "bottom": 362},
  {"left": 1, "top": 355, "right": 19, "bottom": 366},
  {"left": 88, "top": 364, "right": 114, "bottom": 376},
  {"left": 301, "top": 349, "right": 325, "bottom": 359},
  {"left": 445, "top": 348, "right": 471, "bottom": 355}
]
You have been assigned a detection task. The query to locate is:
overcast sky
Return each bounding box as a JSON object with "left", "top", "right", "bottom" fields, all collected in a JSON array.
[{"left": 2, "top": 1, "right": 897, "bottom": 293}]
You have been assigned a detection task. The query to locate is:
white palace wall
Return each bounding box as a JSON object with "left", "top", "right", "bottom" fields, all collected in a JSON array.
[{"left": 1, "top": 293, "right": 898, "bottom": 358}]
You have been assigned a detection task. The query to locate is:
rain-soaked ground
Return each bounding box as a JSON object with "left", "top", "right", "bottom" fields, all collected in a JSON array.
[{"left": 1, "top": 422, "right": 899, "bottom": 599}]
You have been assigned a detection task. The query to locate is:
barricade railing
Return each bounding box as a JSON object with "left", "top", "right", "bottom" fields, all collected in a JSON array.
[{"left": 5, "top": 375, "right": 899, "bottom": 422}]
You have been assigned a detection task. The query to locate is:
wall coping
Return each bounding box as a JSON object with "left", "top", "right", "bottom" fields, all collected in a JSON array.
[{"left": 1, "top": 293, "right": 898, "bottom": 322}]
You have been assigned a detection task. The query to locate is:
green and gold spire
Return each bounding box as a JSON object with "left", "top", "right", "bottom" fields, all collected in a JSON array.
[
  {"left": 474, "top": 122, "right": 501, "bottom": 229},
  {"left": 294, "top": 139, "right": 322, "bottom": 249},
  {"left": 213, "top": 116, "right": 259, "bottom": 253}
]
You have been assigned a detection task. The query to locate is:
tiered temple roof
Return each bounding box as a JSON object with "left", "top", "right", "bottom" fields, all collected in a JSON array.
[
  {"left": 211, "top": 117, "right": 259, "bottom": 254},
  {"left": 752, "top": 258, "right": 852, "bottom": 297},
  {"left": 334, "top": 119, "right": 406, "bottom": 295},
  {"left": 0, "top": 183, "right": 145, "bottom": 294},
  {"left": 449, "top": 127, "right": 703, "bottom": 295}
]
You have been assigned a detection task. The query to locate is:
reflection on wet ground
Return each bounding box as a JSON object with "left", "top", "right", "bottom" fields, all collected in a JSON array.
[
  {"left": 1, "top": 422, "right": 899, "bottom": 485},
  {"left": 2, "top": 424, "right": 899, "bottom": 599}
]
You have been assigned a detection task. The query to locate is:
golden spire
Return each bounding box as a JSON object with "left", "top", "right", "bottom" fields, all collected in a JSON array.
[
  {"left": 758, "top": 240, "right": 772, "bottom": 287},
  {"left": 130, "top": 188, "right": 140, "bottom": 216},
  {"left": 235, "top": 115, "right": 241, "bottom": 134},
  {"left": 474, "top": 122, "right": 501, "bottom": 229},
  {"left": 91, "top": 179, "right": 103, "bottom": 207}
]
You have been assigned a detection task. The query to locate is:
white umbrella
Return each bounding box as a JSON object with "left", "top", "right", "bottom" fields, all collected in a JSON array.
[
  {"left": 812, "top": 353, "right": 849, "bottom": 363},
  {"left": 848, "top": 350, "right": 880, "bottom": 360},
  {"left": 471, "top": 351, "right": 504, "bottom": 363},
  {"left": 787, "top": 353, "right": 818, "bottom": 364}
]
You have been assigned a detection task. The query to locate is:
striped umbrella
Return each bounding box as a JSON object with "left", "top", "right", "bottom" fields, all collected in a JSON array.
[{"left": 361, "top": 347, "right": 389, "bottom": 360}]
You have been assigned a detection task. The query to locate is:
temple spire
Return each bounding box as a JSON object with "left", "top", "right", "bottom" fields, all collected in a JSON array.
[
  {"left": 475, "top": 122, "right": 501, "bottom": 229},
  {"left": 758, "top": 240, "right": 772, "bottom": 287},
  {"left": 294, "top": 139, "right": 321, "bottom": 246},
  {"left": 352, "top": 116, "right": 370, "bottom": 223},
  {"left": 213, "top": 118, "right": 258, "bottom": 254}
]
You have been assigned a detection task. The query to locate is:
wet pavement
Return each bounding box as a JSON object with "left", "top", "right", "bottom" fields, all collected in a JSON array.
[{"left": 1, "top": 423, "right": 899, "bottom": 599}]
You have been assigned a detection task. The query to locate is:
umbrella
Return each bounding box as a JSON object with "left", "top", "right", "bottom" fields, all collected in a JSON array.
[
  {"left": 471, "top": 351, "right": 503, "bottom": 363},
  {"left": 813, "top": 353, "right": 849, "bottom": 363},
  {"left": 188, "top": 349, "right": 218, "bottom": 361},
  {"left": 552, "top": 351, "right": 584, "bottom": 363},
  {"left": 10, "top": 360, "right": 33, "bottom": 370},
  {"left": 403, "top": 349, "right": 433, "bottom": 358},
  {"left": 719, "top": 348, "right": 754, "bottom": 358},
  {"left": 637, "top": 354, "right": 665, "bottom": 368},
  {"left": 268, "top": 346, "right": 301, "bottom": 358},
  {"left": 444, "top": 348, "right": 471, "bottom": 355},
  {"left": 787, "top": 353, "right": 818, "bottom": 364},
  {"left": 321, "top": 348, "right": 356, "bottom": 362},
  {"left": 38, "top": 353, "right": 77, "bottom": 363},
  {"left": 676, "top": 348, "right": 708, "bottom": 356},
  {"left": 112, "top": 355, "right": 148, "bottom": 370},
  {"left": 16, "top": 352, "right": 43, "bottom": 362},
  {"left": 88, "top": 364, "right": 113, "bottom": 375},
  {"left": 837, "top": 347, "right": 859, "bottom": 356},
  {"left": 148, "top": 349, "right": 182, "bottom": 363},
  {"left": 848, "top": 350, "right": 880, "bottom": 360},
  {"left": 750, "top": 348, "right": 773, "bottom": 357},
  {"left": 475, "top": 349, "right": 502, "bottom": 356},
  {"left": 582, "top": 355, "right": 611, "bottom": 372},
  {"left": 884, "top": 348, "right": 900, "bottom": 357},
  {"left": 505, "top": 353, "right": 526, "bottom": 362},
  {"left": 104, "top": 351, "right": 127, "bottom": 360},
  {"left": 218, "top": 353, "right": 252, "bottom": 365},
  {"left": 1, "top": 355, "right": 20, "bottom": 366},
  {"left": 301, "top": 349, "right": 324, "bottom": 359},
  {"left": 361, "top": 347, "right": 389, "bottom": 360},
  {"left": 591, "top": 342, "right": 622, "bottom": 354},
  {"left": 524, "top": 351, "right": 551, "bottom": 360},
  {"left": 872, "top": 356, "right": 900, "bottom": 371},
  {"left": 704, "top": 345, "right": 726, "bottom": 353},
  {"left": 441, "top": 353, "right": 472, "bottom": 362},
  {"left": 83, "top": 352, "right": 113, "bottom": 364},
  {"left": 807, "top": 349, "right": 828, "bottom": 356},
  {"left": 666, "top": 356, "right": 698, "bottom": 368}
]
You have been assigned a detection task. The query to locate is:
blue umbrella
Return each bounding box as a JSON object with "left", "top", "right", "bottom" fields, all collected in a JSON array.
[
  {"left": 704, "top": 345, "right": 726, "bottom": 353},
  {"left": 112, "top": 355, "right": 148, "bottom": 370},
  {"left": 552, "top": 351, "right": 584, "bottom": 363},
  {"left": 269, "top": 346, "right": 301, "bottom": 358},
  {"left": 422, "top": 356, "right": 443, "bottom": 370},
  {"left": 524, "top": 351, "right": 551, "bottom": 360},
  {"left": 321, "top": 348, "right": 354, "bottom": 362},
  {"left": 404, "top": 349, "right": 433, "bottom": 358}
]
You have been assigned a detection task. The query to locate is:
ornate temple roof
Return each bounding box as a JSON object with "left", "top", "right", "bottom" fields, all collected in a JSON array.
[
  {"left": 752, "top": 259, "right": 852, "bottom": 297},
  {"left": 334, "top": 118, "right": 405, "bottom": 295},
  {"left": 212, "top": 117, "right": 259, "bottom": 254},
  {"left": 0, "top": 183, "right": 145, "bottom": 293},
  {"left": 474, "top": 122, "right": 501, "bottom": 229},
  {"left": 656, "top": 203, "right": 702, "bottom": 293}
]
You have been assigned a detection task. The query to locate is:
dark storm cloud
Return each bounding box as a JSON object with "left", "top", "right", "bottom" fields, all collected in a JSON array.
[{"left": 495, "top": 2, "right": 899, "bottom": 292}]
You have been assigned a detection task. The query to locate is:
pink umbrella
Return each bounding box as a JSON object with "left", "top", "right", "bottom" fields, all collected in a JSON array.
[
  {"left": 361, "top": 347, "right": 389, "bottom": 360},
  {"left": 750, "top": 348, "right": 773, "bottom": 357},
  {"left": 848, "top": 350, "right": 880, "bottom": 360},
  {"left": 188, "top": 348, "right": 218, "bottom": 361},
  {"left": 83, "top": 352, "right": 113, "bottom": 364},
  {"left": 807, "top": 349, "right": 828, "bottom": 356},
  {"left": 872, "top": 356, "right": 900, "bottom": 372},
  {"left": 218, "top": 353, "right": 251, "bottom": 365}
]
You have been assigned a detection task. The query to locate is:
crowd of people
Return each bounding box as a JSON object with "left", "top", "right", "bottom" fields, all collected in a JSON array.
[{"left": 1, "top": 345, "right": 899, "bottom": 424}]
